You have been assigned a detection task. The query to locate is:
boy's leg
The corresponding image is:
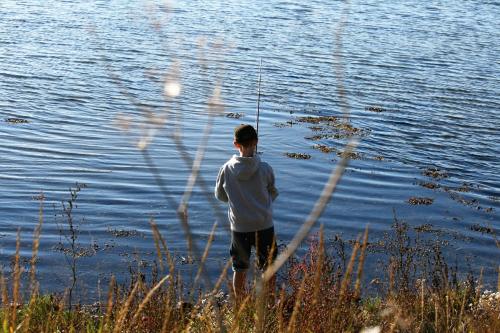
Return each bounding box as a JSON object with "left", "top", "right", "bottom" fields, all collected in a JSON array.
[
  {"left": 256, "top": 227, "right": 278, "bottom": 300},
  {"left": 233, "top": 270, "right": 247, "bottom": 300},
  {"left": 230, "top": 231, "right": 251, "bottom": 302}
]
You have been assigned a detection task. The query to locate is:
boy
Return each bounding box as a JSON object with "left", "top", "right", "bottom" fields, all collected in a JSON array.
[{"left": 215, "top": 124, "right": 278, "bottom": 300}]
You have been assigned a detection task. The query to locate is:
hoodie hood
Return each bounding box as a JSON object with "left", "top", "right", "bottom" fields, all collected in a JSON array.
[{"left": 228, "top": 154, "right": 261, "bottom": 180}]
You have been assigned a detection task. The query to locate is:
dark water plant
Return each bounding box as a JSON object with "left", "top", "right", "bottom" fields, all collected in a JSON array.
[{"left": 54, "top": 182, "right": 88, "bottom": 312}]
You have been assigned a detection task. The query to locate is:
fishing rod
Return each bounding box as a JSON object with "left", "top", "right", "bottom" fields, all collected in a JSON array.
[{"left": 256, "top": 58, "right": 262, "bottom": 153}]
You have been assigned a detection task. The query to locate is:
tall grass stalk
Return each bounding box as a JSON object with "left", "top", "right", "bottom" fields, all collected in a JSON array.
[
  {"left": 354, "top": 225, "right": 369, "bottom": 299},
  {"left": 339, "top": 235, "right": 360, "bottom": 300},
  {"left": 130, "top": 274, "right": 170, "bottom": 327},
  {"left": 98, "top": 276, "right": 116, "bottom": 333},
  {"left": 312, "top": 225, "right": 325, "bottom": 305},
  {"left": 112, "top": 281, "right": 140, "bottom": 333},
  {"left": 10, "top": 230, "right": 22, "bottom": 332},
  {"left": 190, "top": 222, "right": 217, "bottom": 296},
  {"left": 287, "top": 274, "right": 307, "bottom": 333}
]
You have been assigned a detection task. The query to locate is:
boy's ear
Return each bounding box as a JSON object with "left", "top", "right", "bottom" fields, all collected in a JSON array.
[{"left": 233, "top": 140, "right": 240, "bottom": 148}]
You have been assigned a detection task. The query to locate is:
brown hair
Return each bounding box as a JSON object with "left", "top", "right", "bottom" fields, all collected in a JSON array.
[{"left": 234, "top": 124, "right": 258, "bottom": 147}]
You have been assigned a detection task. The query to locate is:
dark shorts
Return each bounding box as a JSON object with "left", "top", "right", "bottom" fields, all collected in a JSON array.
[{"left": 230, "top": 226, "right": 277, "bottom": 272}]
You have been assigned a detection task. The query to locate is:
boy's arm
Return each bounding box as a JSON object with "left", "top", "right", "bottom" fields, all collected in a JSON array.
[
  {"left": 268, "top": 166, "right": 279, "bottom": 201},
  {"left": 214, "top": 166, "right": 229, "bottom": 203}
]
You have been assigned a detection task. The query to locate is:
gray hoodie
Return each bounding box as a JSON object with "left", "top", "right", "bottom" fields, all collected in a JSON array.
[{"left": 215, "top": 154, "right": 278, "bottom": 232}]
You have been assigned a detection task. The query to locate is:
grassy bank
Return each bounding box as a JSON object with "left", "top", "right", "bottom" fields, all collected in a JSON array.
[{"left": 1, "top": 219, "right": 498, "bottom": 333}]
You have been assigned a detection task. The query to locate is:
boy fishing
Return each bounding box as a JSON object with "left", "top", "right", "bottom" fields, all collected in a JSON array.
[{"left": 215, "top": 124, "right": 278, "bottom": 301}]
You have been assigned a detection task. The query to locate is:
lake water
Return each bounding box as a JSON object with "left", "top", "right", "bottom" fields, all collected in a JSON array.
[{"left": 0, "top": 0, "right": 498, "bottom": 299}]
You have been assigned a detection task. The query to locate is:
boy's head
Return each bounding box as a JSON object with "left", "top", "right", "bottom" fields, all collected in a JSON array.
[{"left": 234, "top": 124, "right": 258, "bottom": 148}]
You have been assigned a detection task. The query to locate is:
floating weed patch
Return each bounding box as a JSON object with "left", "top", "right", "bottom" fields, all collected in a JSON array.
[
  {"left": 422, "top": 167, "right": 448, "bottom": 180},
  {"left": 414, "top": 223, "right": 442, "bottom": 234},
  {"left": 336, "top": 150, "right": 362, "bottom": 160},
  {"left": 32, "top": 193, "right": 46, "bottom": 201},
  {"left": 5, "top": 117, "right": 29, "bottom": 124},
  {"left": 297, "top": 115, "right": 370, "bottom": 140},
  {"left": 407, "top": 197, "right": 434, "bottom": 205},
  {"left": 439, "top": 185, "right": 495, "bottom": 212},
  {"left": 107, "top": 227, "right": 140, "bottom": 238},
  {"left": 313, "top": 144, "right": 337, "bottom": 153},
  {"left": 470, "top": 223, "right": 494, "bottom": 234},
  {"left": 273, "top": 120, "right": 296, "bottom": 128},
  {"left": 417, "top": 171, "right": 491, "bottom": 211},
  {"left": 455, "top": 182, "right": 473, "bottom": 192},
  {"left": 52, "top": 243, "right": 99, "bottom": 258},
  {"left": 296, "top": 115, "right": 339, "bottom": 124},
  {"left": 365, "top": 106, "right": 386, "bottom": 113},
  {"left": 306, "top": 133, "right": 329, "bottom": 141},
  {"left": 226, "top": 112, "right": 244, "bottom": 119},
  {"left": 306, "top": 132, "right": 362, "bottom": 140},
  {"left": 285, "top": 152, "right": 311, "bottom": 160},
  {"left": 418, "top": 182, "right": 440, "bottom": 190},
  {"left": 373, "top": 155, "right": 384, "bottom": 161},
  {"left": 446, "top": 191, "right": 479, "bottom": 208}
]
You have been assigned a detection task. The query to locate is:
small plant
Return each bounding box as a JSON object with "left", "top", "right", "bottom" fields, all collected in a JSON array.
[{"left": 54, "top": 182, "right": 88, "bottom": 311}]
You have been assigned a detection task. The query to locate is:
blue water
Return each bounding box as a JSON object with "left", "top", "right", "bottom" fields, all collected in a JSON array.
[{"left": 0, "top": 0, "right": 498, "bottom": 298}]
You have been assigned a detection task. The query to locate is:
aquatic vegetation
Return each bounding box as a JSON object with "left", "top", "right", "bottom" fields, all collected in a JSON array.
[
  {"left": 414, "top": 223, "right": 442, "bottom": 234},
  {"left": 313, "top": 144, "right": 337, "bottom": 153},
  {"left": 407, "top": 197, "right": 434, "bottom": 205},
  {"left": 272, "top": 121, "right": 296, "bottom": 128},
  {"left": 336, "top": 149, "right": 362, "bottom": 160},
  {"left": 417, "top": 167, "right": 494, "bottom": 211},
  {"left": 418, "top": 181, "right": 440, "bottom": 190},
  {"left": 226, "top": 112, "right": 244, "bottom": 119},
  {"left": 297, "top": 115, "right": 370, "bottom": 141},
  {"left": 470, "top": 223, "right": 495, "bottom": 235},
  {"left": 107, "top": 227, "right": 141, "bottom": 238},
  {"left": 422, "top": 167, "right": 449, "bottom": 180},
  {"left": 284, "top": 152, "right": 311, "bottom": 160},
  {"left": 296, "top": 115, "right": 339, "bottom": 124},
  {"left": 365, "top": 106, "right": 386, "bottom": 113},
  {"left": 5, "top": 117, "right": 29, "bottom": 124}
]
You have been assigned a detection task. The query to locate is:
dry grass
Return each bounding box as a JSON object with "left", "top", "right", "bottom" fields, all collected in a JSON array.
[{"left": 0, "top": 223, "right": 499, "bottom": 333}]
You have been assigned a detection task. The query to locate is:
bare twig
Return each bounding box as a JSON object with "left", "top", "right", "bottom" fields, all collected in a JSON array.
[
  {"left": 262, "top": 0, "right": 355, "bottom": 283},
  {"left": 256, "top": 58, "right": 262, "bottom": 152},
  {"left": 178, "top": 82, "right": 223, "bottom": 216},
  {"left": 334, "top": 0, "right": 351, "bottom": 122}
]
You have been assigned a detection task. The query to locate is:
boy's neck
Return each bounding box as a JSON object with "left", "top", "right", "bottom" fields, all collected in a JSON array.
[{"left": 239, "top": 146, "right": 255, "bottom": 157}]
